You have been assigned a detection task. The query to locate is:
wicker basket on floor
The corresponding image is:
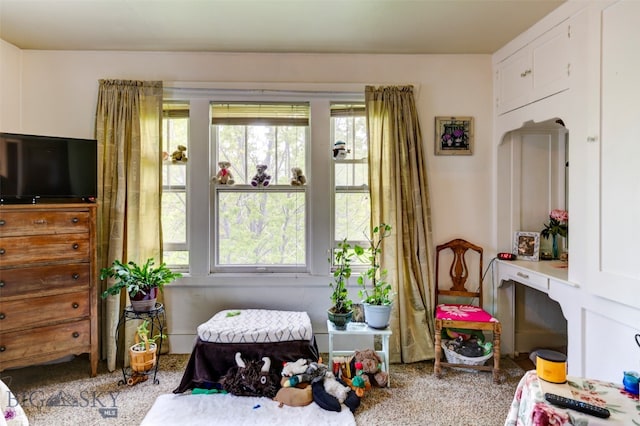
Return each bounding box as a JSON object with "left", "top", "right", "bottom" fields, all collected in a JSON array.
[
  {"left": 129, "top": 334, "right": 157, "bottom": 373},
  {"left": 441, "top": 340, "right": 493, "bottom": 372}
]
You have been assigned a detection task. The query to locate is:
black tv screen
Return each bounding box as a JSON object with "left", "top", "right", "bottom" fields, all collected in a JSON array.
[{"left": 0, "top": 132, "right": 97, "bottom": 203}]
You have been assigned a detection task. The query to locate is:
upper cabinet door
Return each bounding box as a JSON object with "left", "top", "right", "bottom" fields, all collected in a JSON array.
[
  {"left": 589, "top": 0, "right": 640, "bottom": 308},
  {"left": 496, "top": 21, "right": 571, "bottom": 115}
]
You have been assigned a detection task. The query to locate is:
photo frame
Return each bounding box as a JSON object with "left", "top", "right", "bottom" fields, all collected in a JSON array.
[
  {"left": 513, "top": 231, "right": 540, "bottom": 261},
  {"left": 435, "top": 116, "right": 474, "bottom": 155}
]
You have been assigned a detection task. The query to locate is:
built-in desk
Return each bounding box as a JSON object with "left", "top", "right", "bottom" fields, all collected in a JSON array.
[{"left": 495, "top": 259, "right": 583, "bottom": 374}]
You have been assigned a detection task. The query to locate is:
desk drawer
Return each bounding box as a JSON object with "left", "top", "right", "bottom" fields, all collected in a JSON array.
[{"left": 500, "top": 263, "right": 549, "bottom": 293}]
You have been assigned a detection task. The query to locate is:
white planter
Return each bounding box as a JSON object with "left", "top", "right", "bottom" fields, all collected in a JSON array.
[{"left": 363, "top": 303, "right": 391, "bottom": 329}]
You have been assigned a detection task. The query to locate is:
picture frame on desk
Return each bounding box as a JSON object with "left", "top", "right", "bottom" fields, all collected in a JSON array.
[{"left": 513, "top": 231, "right": 540, "bottom": 261}]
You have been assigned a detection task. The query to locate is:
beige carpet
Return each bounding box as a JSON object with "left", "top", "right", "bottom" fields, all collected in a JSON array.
[{"left": 2, "top": 353, "right": 526, "bottom": 425}]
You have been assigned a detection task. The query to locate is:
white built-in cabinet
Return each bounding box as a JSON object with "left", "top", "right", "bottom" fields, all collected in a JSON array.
[
  {"left": 585, "top": 0, "right": 640, "bottom": 309},
  {"left": 496, "top": 20, "right": 571, "bottom": 115}
]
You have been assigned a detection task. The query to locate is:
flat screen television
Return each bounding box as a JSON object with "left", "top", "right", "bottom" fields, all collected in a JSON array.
[{"left": 0, "top": 132, "right": 97, "bottom": 204}]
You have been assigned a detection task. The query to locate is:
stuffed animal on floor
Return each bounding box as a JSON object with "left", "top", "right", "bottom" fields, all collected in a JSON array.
[
  {"left": 282, "top": 361, "right": 327, "bottom": 387},
  {"left": 221, "top": 352, "right": 280, "bottom": 398},
  {"left": 282, "top": 358, "right": 309, "bottom": 376},
  {"left": 273, "top": 385, "right": 313, "bottom": 407},
  {"left": 251, "top": 164, "right": 271, "bottom": 187},
  {"left": 348, "top": 348, "right": 388, "bottom": 388},
  {"left": 215, "top": 161, "right": 235, "bottom": 185},
  {"left": 290, "top": 167, "right": 306, "bottom": 186}
]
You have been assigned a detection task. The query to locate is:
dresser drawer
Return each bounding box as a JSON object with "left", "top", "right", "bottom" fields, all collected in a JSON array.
[
  {"left": 0, "top": 263, "right": 90, "bottom": 298},
  {"left": 0, "top": 319, "right": 91, "bottom": 363},
  {"left": 0, "top": 233, "right": 89, "bottom": 267},
  {"left": 0, "top": 290, "right": 90, "bottom": 332},
  {"left": 0, "top": 211, "right": 90, "bottom": 237}
]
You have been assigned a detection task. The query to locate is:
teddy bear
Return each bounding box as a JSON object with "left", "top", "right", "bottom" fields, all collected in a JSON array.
[
  {"left": 290, "top": 167, "right": 306, "bottom": 186},
  {"left": 251, "top": 164, "right": 271, "bottom": 187},
  {"left": 171, "top": 145, "right": 188, "bottom": 163},
  {"left": 215, "top": 161, "right": 235, "bottom": 185},
  {"left": 349, "top": 348, "right": 388, "bottom": 388}
]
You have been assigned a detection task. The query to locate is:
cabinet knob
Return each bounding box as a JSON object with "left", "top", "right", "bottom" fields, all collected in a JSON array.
[
  {"left": 72, "top": 243, "right": 79, "bottom": 250},
  {"left": 72, "top": 217, "right": 79, "bottom": 223},
  {"left": 0, "top": 248, "right": 5, "bottom": 255},
  {"left": 0, "top": 346, "right": 5, "bottom": 352},
  {"left": 0, "top": 313, "right": 5, "bottom": 320},
  {"left": 0, "top": 280, "right": 4, "bottom": 288},
  {"left": 72, "top": 302, "right": 79, "bottom": 309},
  {"left": 72, "top": 273, "right": 80, "bottom": 280},
  {"left": 72, "top": 332, "right": 80, "bottom": 338},
  {"left": 520, "top": 69, "right": 532, "bottom": 77},
  {"left": 0, "top": 219, "right": 5, "bottom": 226}
]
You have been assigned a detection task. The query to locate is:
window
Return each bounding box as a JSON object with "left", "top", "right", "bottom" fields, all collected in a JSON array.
[
  {"left": 161, "top": 102, "right": 189, "bottom": 269},
  {"left": 211, "top": 102, "right": 309, "bottom": 271},
  {"left": 331, "top": 103, "right": 370, "bottom": 263}
]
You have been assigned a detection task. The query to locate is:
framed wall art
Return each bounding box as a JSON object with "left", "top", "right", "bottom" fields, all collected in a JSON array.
[
  {"left": 435, "top": 116, "right": 474, "bottom": 155},
  {"left": 513, "top": 231, "right": 540, "bottom": 261}
]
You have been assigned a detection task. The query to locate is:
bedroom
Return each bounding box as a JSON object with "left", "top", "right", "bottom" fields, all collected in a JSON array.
[{"left": 1, "top": 0, "right": 639, "bottom": 424}]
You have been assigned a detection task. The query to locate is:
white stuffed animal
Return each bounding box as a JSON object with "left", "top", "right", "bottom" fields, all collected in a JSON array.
[{"left": 282, "top": 358, "right": 309, "bottom": 376}]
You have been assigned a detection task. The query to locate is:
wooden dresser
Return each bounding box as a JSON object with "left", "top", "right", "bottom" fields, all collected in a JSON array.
[{"left": 0, "top": 203, "right": 98, "bottom": 376}]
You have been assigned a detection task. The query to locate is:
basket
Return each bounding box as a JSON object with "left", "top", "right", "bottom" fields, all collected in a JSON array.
[
  {"left": 441, "top": 341, "right": 493, "bottom": 372},
  {"left": 129, "top": 334, "right": 157, "bottom": 373}
]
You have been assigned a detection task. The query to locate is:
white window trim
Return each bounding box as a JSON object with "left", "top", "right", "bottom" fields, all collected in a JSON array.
[{"left": 163, "top": 84, "right": 365, "bottom": 278}]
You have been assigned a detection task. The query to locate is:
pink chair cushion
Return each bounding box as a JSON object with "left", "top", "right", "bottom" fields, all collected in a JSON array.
[{"left": 436, "top": 304, "right": 498, "bottom": 323}]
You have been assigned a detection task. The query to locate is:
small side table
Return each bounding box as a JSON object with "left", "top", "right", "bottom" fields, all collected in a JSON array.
[
  {"left": 326, "top": 320, "right": 392, "bottom": 387},
  {"left": 116, "top": 303, "right": 166, "bottom": 385}
]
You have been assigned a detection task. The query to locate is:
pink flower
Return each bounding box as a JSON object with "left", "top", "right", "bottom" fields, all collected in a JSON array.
[{"left": 550, "top": 209, "right": 568, "bottom": 222}]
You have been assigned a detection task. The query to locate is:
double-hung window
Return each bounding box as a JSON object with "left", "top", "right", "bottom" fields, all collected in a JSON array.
[
  {"left": 161, "top": 102, "right": 189, "bottom": 269},
  {"left": 211, "top": 102, "right": 309, "bottom": 272},
  {"left": 331, "top": 103, "right": 370, "bottom": 262}
]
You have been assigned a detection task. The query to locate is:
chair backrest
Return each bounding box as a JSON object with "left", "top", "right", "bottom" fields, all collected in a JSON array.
[{"left": 435, "top": 238, "right": 483, "bottom": 307}]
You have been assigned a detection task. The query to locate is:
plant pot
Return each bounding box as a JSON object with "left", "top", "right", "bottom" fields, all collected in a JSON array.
[
  {"left": 363, "top": 303, "right": 391, "bottom": 329},
  {"left": 129, "top": 341, "right": 157, "bottom": 373},
  {"left": 130, "top": 286, "right": 158, "bottom": 312},
  {"left": 328, "top": 308, "right": 353, "bottom": 330}
]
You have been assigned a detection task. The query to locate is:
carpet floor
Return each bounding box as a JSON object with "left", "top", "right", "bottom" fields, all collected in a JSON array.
[{"left": 2, "top": 353, "right": 527, "bottom": 425}]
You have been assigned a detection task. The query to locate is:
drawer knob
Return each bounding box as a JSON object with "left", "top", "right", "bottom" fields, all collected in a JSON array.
[
  {"left": 72, "top": 302, "right": 79, "bottom": 309},
  {"left": 72, "top": 243, "right": 79, "bottom": 250},
  {"left": 72, "top": 217, "right": 79, "bottom": 223},
  {"left": 0, "top": 313, "right": 5, "bottom": 320},
  {"left": 72, "top": 273, "right": 80, "bottom": 280},
  {"left": 0, "top": 346, "right": 5, "bottom": 352},
  {"left": 0, "top": 248, "right": 5, "bottom": 255},
  {"left": 0, "top": 219, "right": 5, "bottom": 226},
  {"left": 0, "top": 280, "right": 4, "bottom": 288},
  {"left": 516, "top": 272, "right": 530, "bottom": 279},
  {"left": 72, "top": 332, "right": 80, "bottom": 338}
]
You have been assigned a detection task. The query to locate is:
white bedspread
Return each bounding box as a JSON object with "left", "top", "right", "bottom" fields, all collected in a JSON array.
[{"left": 197, "top": 309, "right": 313, "bottom": 343}]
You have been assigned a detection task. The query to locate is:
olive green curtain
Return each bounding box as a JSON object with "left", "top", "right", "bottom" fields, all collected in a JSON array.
[
  {"left": 365, "top": 85, "right": 436, "bottom": 363},
  {"left": 95, "top": 79, "right": 163, "bottom": 371}
]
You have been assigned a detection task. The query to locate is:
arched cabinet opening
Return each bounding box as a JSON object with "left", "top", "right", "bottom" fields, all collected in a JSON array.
[
  {"left": 496, "top": 117, "right": 569, "bottom": 356},
  {"left": 497, "top": 117, "right": 568, "bottom": 258}
]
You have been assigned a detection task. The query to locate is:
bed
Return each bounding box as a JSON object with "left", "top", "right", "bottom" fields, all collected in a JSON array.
[{"left": 174, "top": 309, "right": 319, "bottom": 393}]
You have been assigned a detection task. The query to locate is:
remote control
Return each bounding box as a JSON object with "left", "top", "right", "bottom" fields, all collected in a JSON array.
[{"left": 544, "top": 393, "right": 610, "bottom": 419}]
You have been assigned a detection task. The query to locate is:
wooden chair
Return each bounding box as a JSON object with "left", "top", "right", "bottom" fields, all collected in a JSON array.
[{"left": 433, "top": 238, "right": 502, "bottom": 383}]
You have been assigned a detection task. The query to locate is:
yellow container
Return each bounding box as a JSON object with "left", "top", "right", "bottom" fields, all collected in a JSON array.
[{"left": 536, "top": 350, "right": 567, "bottom": 384}]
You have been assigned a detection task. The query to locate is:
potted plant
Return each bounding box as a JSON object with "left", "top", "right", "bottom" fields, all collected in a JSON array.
[
  {"left": 129, "top": 319, "right": 166, "bottom": 373},
  {"left": 100, "top": 258, "right": 182, "bottom": 312},
  {"left": 328, "top": 239, "right": 355, "bottom": 330},
  {"left": 356, "top": 223, "right": 393, "bottom": 329}
]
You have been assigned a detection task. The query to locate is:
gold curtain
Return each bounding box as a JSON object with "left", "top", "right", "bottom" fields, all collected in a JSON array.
[
  {"left": 95, "top": 79, "right": 163, "bottom": 371},
  {"left": 365, "top": 85, "right": 436, "bottom": 363}
]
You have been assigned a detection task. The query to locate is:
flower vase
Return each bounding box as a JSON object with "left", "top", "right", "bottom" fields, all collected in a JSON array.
[{"left": 552, "top": 235, "right": 559, "bottom": 260}]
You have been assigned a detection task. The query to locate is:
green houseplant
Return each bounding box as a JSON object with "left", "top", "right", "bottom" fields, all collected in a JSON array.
[
  {"left": 100, "top": 258, "right": 182, "bottom": 312},
  {"left": 328, "top": 239, "right": 355, "bottom": 330},
  {"left": 356, "top": 223, "right": 393, "bottom": 329}
]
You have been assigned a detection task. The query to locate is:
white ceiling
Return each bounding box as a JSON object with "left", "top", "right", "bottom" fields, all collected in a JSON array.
[{"left": 0, "top": 0, "right": 565, "bottom": 54}]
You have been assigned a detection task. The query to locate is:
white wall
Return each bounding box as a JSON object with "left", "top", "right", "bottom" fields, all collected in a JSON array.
[
  {"left": 0, "top": 39, "right": 22, "bottom": 131},
  {"left": 0, "top": 41, "right": 495, "bottom": 354}
]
